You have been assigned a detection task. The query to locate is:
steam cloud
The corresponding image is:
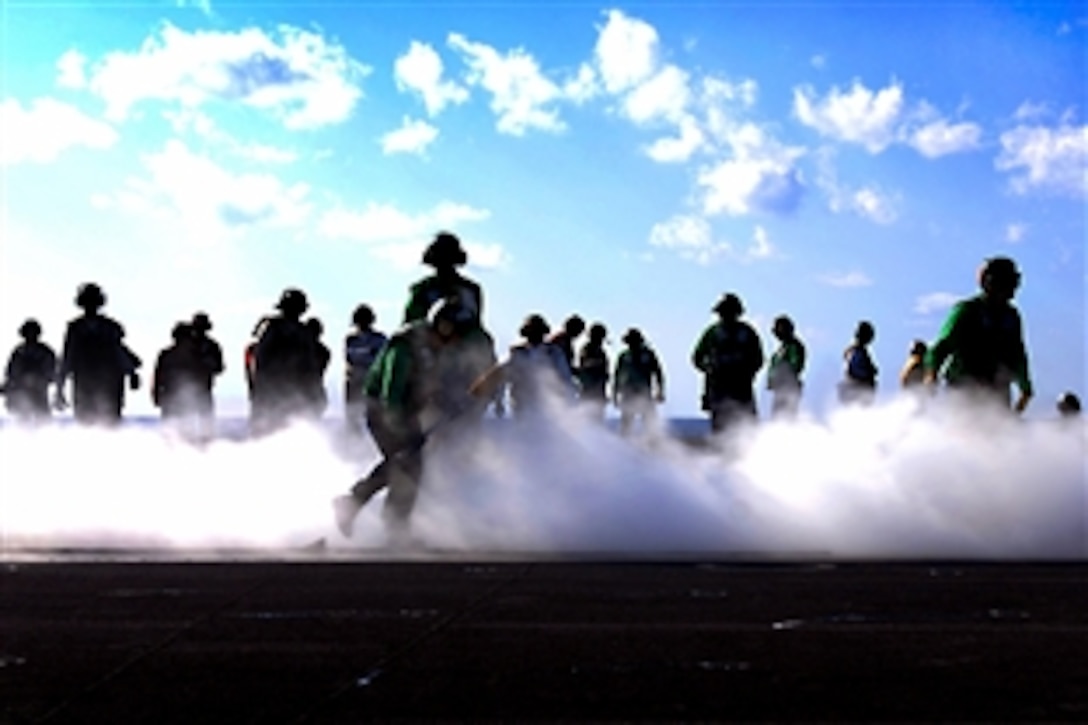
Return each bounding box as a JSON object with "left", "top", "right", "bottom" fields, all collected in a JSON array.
[{"left": 1, "top": 397, "right": 1084, "bottom": 560}]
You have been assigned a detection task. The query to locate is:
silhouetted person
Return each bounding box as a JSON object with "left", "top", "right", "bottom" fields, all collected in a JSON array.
[
  {"left": 839, "top": 321, "right": 878, "bottom": 407},
  {"left": 900, "top": 340, "right": 928, "bottom": 390},
  {"left": 55, "top": 283, "right": 141, "bottom": 426},
  {"left": 306, "top": 317, "right": 331, "bottom": 419},
  {"left": 692, "top": 293, "right": 764, "bottom": 433},
  {"left": 613, "top": 327, "right": 665, "bottom": 437},
  {"left": 334, "top": 298, "right": 478, "bottom": 542},
  {"left": 2, "top": 319, "right": 57, "bottom": 424},
  {"left": 925, "top": 256, "right": 1033, "bottom": 415},
  {"left": 404, "top": 232, "right": 483, "bottom": 323},
  {"left": 474, "top": 314, "right": 575, "bottom": 421},
  {"left": 576, "top": 322, "right": 610, "bottom": 420},
  {"left": 190, "top": 312, "right": 224, "bottom": 437},
  {"left": 1057, "top": 392, "right": 1081, "bottom": 419},
  {"left": 152, "top": 322, "right": 205, "bottom": 429},
  {"left": 766, "top": 315, "right": 805, "bottom": 419},
  {"left": 548, "top": 314, "right": 586, "bottom": 378},
  {"left": 345, "top": 304, "right": 388, "bottom": 435},
  {"left": 249, "top": 288, "right": 320, "bottom": 434}
]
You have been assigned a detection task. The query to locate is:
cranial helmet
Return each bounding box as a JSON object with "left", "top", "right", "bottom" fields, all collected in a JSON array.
[
  {"left": 352, "top": 303, "right": 375, "bottom": 328},
  {"left": 422, "top": 232, "right": 468, "bottom": 268},
  {"left": 979, "top": 256, "right": 1021, "bottom": 297},
  {"left": 713, "top": 293, "right": 744, "bottom": 318},
  {"left": 276, "top": 288, "right": 309, "bottom": 315},
  {"left": 622, "top": 327, "right": 644, "bottom": 345},
  {"left": 428, "top": 297, "right": 476, "bottom": 338},
  {"left": 75, "top": 282, "right": 106, "bottom": 310},
  {"left": 191, "top": 312, "right": 212, "bottom": 331},
  {"left": 18, "top": 319, "right": 41, "bottom": 340},
  {"left": 519, "top": 313, "right": 550, "bottom": 339}
]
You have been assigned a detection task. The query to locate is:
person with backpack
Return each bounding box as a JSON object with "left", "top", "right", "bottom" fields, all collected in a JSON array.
[
  {"left": 613, "top": 327, "right": 665, "bottom": 436},
  {"left": 2, "top": 319, "right": 57, "bottom": 424},
  {"left": 766, "top": 315, "right": 805, "bottom": 419},
  {"left": 55, "top": 283, "right": 141, "bottom": 426},
  {"left": 333, "top": 297, "right": 479, "bottom": 542},
  {"left": 249, "top": 288, "right": 320, "bottom": 434},
  {"left": 924, "top": 256, "right": 1033, "bottom": 414},
  {"left": 344, "top": 303, "right": 388, "bottom": 435},
  {"left": 691, "top": 293, "right": 764, "bottom": 433},
  {"left": 838, "top": 321, "right": 879, "bottom": 406}
]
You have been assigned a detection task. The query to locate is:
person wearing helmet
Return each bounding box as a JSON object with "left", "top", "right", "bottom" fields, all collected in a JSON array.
[
  {"left": 403, "top": 232, "right": 483, "bottom": 324},
  {"left": 899, "top": 340, "right": 928, "bottom": 390},
  {"left": 547, "top": 314, "right": 586, "bottom": 377},
  {"left": 691, "top": 293, "right": 764, "bottom": 433},
  {"left": 55, "top": 283, "right": 142, "bottom": 426},
  {"left": 189, "top": 311, "right": 224, "bottom": 439},
  {"left": 2, "top": 319, "right": 58, "bottom": 424},
  {"left": 333, "top": 296, "right": 477, "bottom": 541},
  {"left": 766, "top": 315, "right": 806, "bottom": 419},
  {"left": 838, "top": 321, "right": 878, "bottom": 407},
  {"left": 471, "top": 313, "right": 575, "bottom": 421},
  {"left": 613, "top": 327, "right": 665, "bottom": 437},
  {"left": 249, "top": 288, "right": 321, "bottom": 434},
  {"left": 151, "top": 322, "right": 205, "bottom": 435},
  {"left": 344, "top": 303, "right": 388, "bottom": 435},
  {"left": 1056, "top": 391, "right": 1081, "bottom": 419},
  {"left": 304, "top": 318, "right": 332, "bottom": 419},
  {"left": 924, "top": 256, "right": 1033, "bottom": 414},
  {"left": 576, "top": 322, "right": 610, "bottom": 421}
]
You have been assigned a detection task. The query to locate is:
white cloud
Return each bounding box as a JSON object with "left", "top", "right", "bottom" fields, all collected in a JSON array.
[
  {"left": 448, "top": 33, "right": 567, "bottom": 136},
  {"left": 0, "top": 97, "right": 118, "bottom": 165},
  {"left": 820, "top": 271, "right": 873, "bottom": 288},
  {"left": 163, "top": 108, "right": 298, "bottom": 163},
  {"left": 56, "top": 50, "right": 87, "bottom": 89},
  {"left": 995, "top": 122, "right": 1088, "bottom": 199},
  {"left": 594, "top": 9, "right": 659, "bottom": 94},
  {"left": 815, "top": 150, "right": 899, "bottom": 224},
  {"left": 84, "top": 23, "right": 369, "bottom": 129},
  {"left": 394, "top": 41, "right": 469, "bottom": 116},
  {"left": 908, "top": 118, "right": 982, "bottom": 157},
  {"left": 644, "top": 115, "right": 704, "bottom": 163},
  {"left": 622, "top": 64, "right": 691, "bottom": 125},
  {"left": 176, "top": 0, "right": 213, "bottom": 15},
  {"left": 380, "top": 117, "right": 439, "bottom": 155},
  {"left": 563, "top": 63, "right": 599, "bottom": 104},
  {"left": 793, "top": 80, "right": 905, "bottom": 153},
  {"left": 746, "top": 225, "right": 774, "bottom": 260},
  {"left": 648, "top": 214, "right": 730, "bottom": 265},
  {"left": 850, "top": 187, "right": 899, "bottom": 225},
  {"left": 697, "top": 123, "right": 806, "bottom": 216},
  {"left": 810, "top": 54, "right": 827, "bottom": 70},
  {"left": 1006, "top": 222, "right": 1028, "bottom": 244},
  {"left": 914, "top": 291, "right": 959, "bottom": 315},
  {"left": 99, "top": 140, "right": 311, "bottom": 242}
]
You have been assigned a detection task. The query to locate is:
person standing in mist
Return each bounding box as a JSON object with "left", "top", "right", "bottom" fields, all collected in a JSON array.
[
  {"left": 692, "top": 293, "right": 764, "bottom": 433},
  {"left": 838, "top": 321, "right": 878, "bottom": 407},
  {"left": 576, "top": 322, "right": 611, "bottom": 421},
  {"left": 55, "top": 283, "right": 142, "bottom": 426},
  {"left": 924, "top": 256, "right": 1033, "bottom": 414},
  {"left": 190, "top": 312, "right": 224, "bottom": 439},
  {"left": 344, "top": 303, "right": 388, "bottom": 436},
  {"left": 2, "top": 319, "right": 57, "bottom": 425},
  {"left": 152, "top": 322, "right": 205, "bottom": 431},
  {"left": 766, "top": 315, "right": 805, "bottom": 419},
  {"left": 249, "top": 288, "right": 321, "bottom": 435},
  {"left": 613, "top": 327, "right": 665, "bottom": 437},
  {"left": 404, "top": 232, "right": 483, "bottom": 323},
  {"left": 548, "top": 314, "right": 586, "bottom": 380}
]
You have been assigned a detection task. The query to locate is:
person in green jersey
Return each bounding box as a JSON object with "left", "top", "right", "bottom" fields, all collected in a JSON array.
[{"left": 766, "top": 315, "right": 805, "bottom": 419}]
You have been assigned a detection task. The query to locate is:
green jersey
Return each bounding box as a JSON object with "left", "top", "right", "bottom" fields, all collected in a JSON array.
[{"left": 925, "top": 294, "right": 1032, "bottom": 395}]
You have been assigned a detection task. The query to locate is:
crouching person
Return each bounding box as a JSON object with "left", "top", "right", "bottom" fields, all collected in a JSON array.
[{"left": 333, "top": 297, "right": 476, "bottom": 542}]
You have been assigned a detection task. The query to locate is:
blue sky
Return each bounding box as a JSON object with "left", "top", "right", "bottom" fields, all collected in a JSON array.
[{"left": 1, "top": 0, "right": 1085, "bottom": 419}]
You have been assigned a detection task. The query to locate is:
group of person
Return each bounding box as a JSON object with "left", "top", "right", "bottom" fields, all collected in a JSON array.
[{"left": 0, "top": 235, "right": 1081, "bottom": 540}]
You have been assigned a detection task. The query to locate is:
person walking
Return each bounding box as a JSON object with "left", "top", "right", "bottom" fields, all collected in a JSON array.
[
  {"left": 333, "top": 297, "right": 478, "bottom": 542},
  {"left": 576, "top": 322, "right": 610, "bottom": 421},
  {"left": 691, "top": 293, "right": 764, "bottom": 433},
  {"left": 189, "top": 312, "right": 224, "bottom": 439},
  {"left": 404, "top": 232, "right": 483, "bottom": 324},
  {"left": 766, "top": 315, "right": 805, "bottom": 419},
  {"left": 55, "top": 283, "right": 141, "bottom": 426},
  {"left": 613, "top": 327, "right": 665, "bottom": 437},
  {"left": 151, "top": 322, "right": 205, "bottom": 432},
  {"left": 249, "top": 288, "right": 320, "bottom": 434},
  {"left": 924, "top": 256, "right": 1033, "bottom": 414},
  {"left": 475, "top": 314, "right": 575, "bottom": 421},
  {"left": 2, "top": 319, "right": 57, "bottom": 424},
  {"left": 838, "top": 321, "right": 879, "bottom": 406},
  {"left": 344, "top": 304, "right": 388, "bottom": 435}
]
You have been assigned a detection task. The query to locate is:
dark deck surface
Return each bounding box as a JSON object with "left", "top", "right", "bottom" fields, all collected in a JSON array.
[{"left": 2, "top": 557, "right": 1086, "bottom": 723}]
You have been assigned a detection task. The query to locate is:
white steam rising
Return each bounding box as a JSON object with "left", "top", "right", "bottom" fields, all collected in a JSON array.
[{"left": 1, "top": 398, "right": 1084, "bottom": 560}]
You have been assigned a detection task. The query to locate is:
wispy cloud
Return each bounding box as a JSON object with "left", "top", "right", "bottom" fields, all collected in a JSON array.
[
  {"left": 394, "top": 41, "right": 469, "bottom": 116},
  {"left": 81, "top": 24, "right": 369, "bottom": 129},
  {"left": 380, "top": 117, "right": 439, "bottom": 155},
  {"left": 996, "top": 121, "right": 1088, "bottom": 199},
  {"left": 648, "top": 214, "right": 730, "bottom": 265},
  {"left": 819, "top": 270, "right": 873, "bottom": 288},
  {"left": 793, "top": 79, "right": 904, "bottom": 153},
  {"left": 1006, "top": 222, "right": 1028, "bottom": 244},
  {"left": 0, "top": 98, "right": 118, "bottom": 165},
  {"left": 914, "top": 291, "right": 958, "bottom": 314}
]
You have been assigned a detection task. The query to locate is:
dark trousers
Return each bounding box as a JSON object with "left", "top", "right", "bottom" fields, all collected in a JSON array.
[{"left": 350, "top": 405, "right": 424, "bottom": 529}]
